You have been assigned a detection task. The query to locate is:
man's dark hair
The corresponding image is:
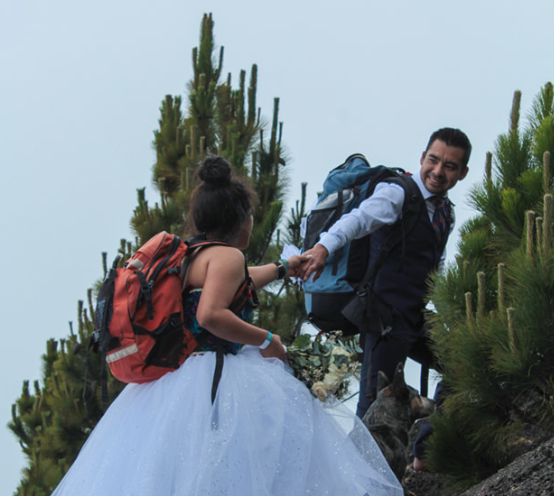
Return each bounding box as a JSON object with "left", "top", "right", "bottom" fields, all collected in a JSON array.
[{"left": 425, "top": 128, "right": 472, "bottom": 167}]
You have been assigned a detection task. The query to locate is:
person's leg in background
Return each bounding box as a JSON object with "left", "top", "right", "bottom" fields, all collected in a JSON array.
[{"left": 413, "top": 381, "right": 446, "bottom": 471}]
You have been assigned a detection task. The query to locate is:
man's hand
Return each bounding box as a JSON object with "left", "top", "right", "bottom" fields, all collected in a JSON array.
[{"left": 298, "top": 244, "right": 329, "bottom": 282}]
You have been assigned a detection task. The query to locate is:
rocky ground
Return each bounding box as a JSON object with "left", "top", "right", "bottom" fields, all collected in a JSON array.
[{"left": 401, "top": 436, "right": 554, "bottom": 496}]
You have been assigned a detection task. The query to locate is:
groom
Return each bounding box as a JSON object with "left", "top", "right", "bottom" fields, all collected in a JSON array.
[{"left": 299, "top": 128, "right": 471, "bottom": 432}]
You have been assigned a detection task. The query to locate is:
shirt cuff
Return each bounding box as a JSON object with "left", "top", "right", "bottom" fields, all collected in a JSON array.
[{"left": 318, "top": 233, "right": 341, "bottom": 255}]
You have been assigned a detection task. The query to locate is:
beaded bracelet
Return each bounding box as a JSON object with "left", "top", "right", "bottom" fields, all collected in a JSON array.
[
  {"left": 259, "top": 331, "right": 273, "bottom": 349},
  {"left": 279, "top": 258, "right": 289, "bottom": 276}
]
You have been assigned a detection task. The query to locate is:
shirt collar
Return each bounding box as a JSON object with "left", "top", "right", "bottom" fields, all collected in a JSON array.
[{"left": 411, "top": 168, "right": 448, "bottom": 201}]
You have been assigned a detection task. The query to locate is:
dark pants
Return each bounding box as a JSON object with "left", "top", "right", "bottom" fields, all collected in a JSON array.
[
  {"left": 413, "top": 381, "right": 446, "bottom": 459},
  {"left": 356, "top": 307, "right": 435, "bottom": 418}
]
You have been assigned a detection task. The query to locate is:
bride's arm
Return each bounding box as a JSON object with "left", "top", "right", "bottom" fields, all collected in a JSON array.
[
  {"left": 195, "top": 248, "right": 286, "bottom": 360},
  {"left": 248, "top": 255, "right": 309, "bottom": 289}
]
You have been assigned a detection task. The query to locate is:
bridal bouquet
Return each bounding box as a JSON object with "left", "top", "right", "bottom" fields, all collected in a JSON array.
[{"left": 287, "top": 331, "right": 362, "bottom": 401}]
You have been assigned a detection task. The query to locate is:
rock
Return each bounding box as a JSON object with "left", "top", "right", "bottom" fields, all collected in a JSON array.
[
  {"left": 458, "top": 437, "right": 554, "bottom": 496},
  {"left": 402, "top": 467, "right": 452, "bottom": 496},
  {"left": 401, "top": 436, "right": 554, "bottom": 496}
]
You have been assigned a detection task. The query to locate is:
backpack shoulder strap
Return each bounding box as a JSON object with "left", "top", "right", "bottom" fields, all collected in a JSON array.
[
  {"left": 355, "top": 172, "right": 423, "bottom": 291},
  {"left": 181, "top": 235, "right": 257, "bottom": 311},
  {"left": 184, "top": 234, "right": 229, "bottom": 251},
  {"left": 336, "top": 153, "right": 369, "bottom": 168},
  {"left": 382, "top": 173, "right": 424, "bottom": 261},
  {"left": 181, "top": 235, "right": 230, "bottom": 291}
]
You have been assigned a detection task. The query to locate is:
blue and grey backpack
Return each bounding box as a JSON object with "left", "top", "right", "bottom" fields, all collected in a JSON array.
[{"left": 302, "top": 153, "right": 422, "bottom": 336}]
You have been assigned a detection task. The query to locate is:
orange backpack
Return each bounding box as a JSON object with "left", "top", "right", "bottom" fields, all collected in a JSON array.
[{"left": 91, "top": 232, "right": 227, "bottom": 400}]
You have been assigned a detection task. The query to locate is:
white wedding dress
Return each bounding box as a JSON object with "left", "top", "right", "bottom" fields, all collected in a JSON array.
[{"left": 52, "top": 290, "right": 402, "bottom": 496}]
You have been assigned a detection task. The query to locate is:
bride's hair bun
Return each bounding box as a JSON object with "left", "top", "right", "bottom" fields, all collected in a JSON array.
[
  {"left": 198, "top": 156, "right": 232, "bottom": 186},
  {"left": 190, "top": 155, "right": 256, "bottom": 241}
]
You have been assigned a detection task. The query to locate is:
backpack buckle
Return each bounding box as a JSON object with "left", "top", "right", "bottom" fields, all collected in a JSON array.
[
  {"left": 136, "top": 271, "right": 155, "bottom": 319},
  {"left": 92, "top": 329, "right": 101, "bottom": 343}
]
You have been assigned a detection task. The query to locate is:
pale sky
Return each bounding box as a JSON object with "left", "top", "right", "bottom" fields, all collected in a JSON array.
[{"left": 1, "top": 0, "right": 553, "bottom": 493}]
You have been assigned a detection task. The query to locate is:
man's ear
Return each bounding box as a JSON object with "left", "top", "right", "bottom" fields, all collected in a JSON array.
[
  {"left": 459, "top": 166, "right": 469, "bottom": 181},
  {"left": 420, "top": 151, "right": 426, "bottom": 166}
]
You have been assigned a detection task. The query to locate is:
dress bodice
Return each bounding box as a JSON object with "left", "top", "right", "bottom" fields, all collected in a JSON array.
[{"left": 182, "top": 288, "right": 255, "bottom": 355}]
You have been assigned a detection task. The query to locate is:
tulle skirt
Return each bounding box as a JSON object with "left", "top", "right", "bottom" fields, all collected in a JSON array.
[{"left": 52, "top": 346, "right": 403, "bottom": 496}]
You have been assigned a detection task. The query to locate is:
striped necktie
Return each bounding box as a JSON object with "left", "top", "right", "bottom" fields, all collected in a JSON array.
[{"left": 430, "top": 196, "right": 450, "bottom": 241}]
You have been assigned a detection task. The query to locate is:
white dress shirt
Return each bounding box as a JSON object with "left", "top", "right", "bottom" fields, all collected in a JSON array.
[{"left": 317, "top": 169, "right": 453, "bottom": 268}]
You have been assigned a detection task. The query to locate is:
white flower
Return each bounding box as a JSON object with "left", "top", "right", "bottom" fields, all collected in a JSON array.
[
  {"left": 331, "top": 346, "right": 351, "bottom": 357},
  {"left": 323, "top": 372, "right": 341, "bottom": 393},
  {"left": 311, "top": 381, "right": 328, "bottom": 401},
  {"left": 328, "top": 363, "right": 348, "bottom": 377}
]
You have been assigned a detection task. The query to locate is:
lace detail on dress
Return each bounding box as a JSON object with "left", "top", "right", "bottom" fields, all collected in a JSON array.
[{"left": 182, "top": 289, "right": 254, "bottom": 355}]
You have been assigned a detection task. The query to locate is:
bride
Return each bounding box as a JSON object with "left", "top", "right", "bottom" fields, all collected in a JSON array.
[{"left": 51, "top": 156, "right": 403, "bottom": 496}]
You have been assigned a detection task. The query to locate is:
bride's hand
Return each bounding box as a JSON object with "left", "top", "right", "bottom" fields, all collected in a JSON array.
[
  {"left": 285, "top": 255, "right": 310, "bottom": 278},
  {"left": 260, "top": 333, "right": 286, "bottom": 361}
]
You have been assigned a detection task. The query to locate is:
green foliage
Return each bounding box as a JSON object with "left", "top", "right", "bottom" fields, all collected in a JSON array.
[
  {"left": 428, "top": 246, "right": 554, "bottom": 488},
  {"left": 9, "top": 295, "right": 126, "bottom": 495},
  {"left": 426, "top": 83, "right": 554, "bottom": 490},
  {"left": 255, "top": 279, "right": 305, "bottom": 343},
  {"left": 494, "top": 129, "right": 532, "bottom": 190},
  {"left": 533, "top": 115, "right": 554, "bottom": 168},
  {"left": 527, "top": 81, "right": 554, "bottom": 132},
  {"left": 284, "top": 182, "right": 308, "bottom": 248},
  {"left": 428, "top": 408, "right": 514, "bottom": 491},
  {"left": 456, "top": 215, "right": 494, "bottom": 263}
]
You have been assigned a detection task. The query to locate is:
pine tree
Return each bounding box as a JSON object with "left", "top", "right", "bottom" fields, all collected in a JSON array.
[
  {"left": 130, "top": 13, "right": 286, "bottom": 269},
  {"left": 9, "top": 14, "right": 305, "bottom": 494},
  {"left": 9, "top": 243, "right": 132, "bottom": 496},
  {"left": 129, "top": 13, "right": 304, "bottom": 337},
  {"left": 426, "top": 83, "right": 554, "bottom": 491}
]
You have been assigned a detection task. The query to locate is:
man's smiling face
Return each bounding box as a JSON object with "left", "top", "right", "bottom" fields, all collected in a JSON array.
[{"left": 419, "top": 139, "right": 468, "bottom": 196}]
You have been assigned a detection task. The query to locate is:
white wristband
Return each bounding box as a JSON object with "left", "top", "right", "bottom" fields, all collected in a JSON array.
[{"left": 259, "top": 331, "right": 273, "bottom": 349}]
